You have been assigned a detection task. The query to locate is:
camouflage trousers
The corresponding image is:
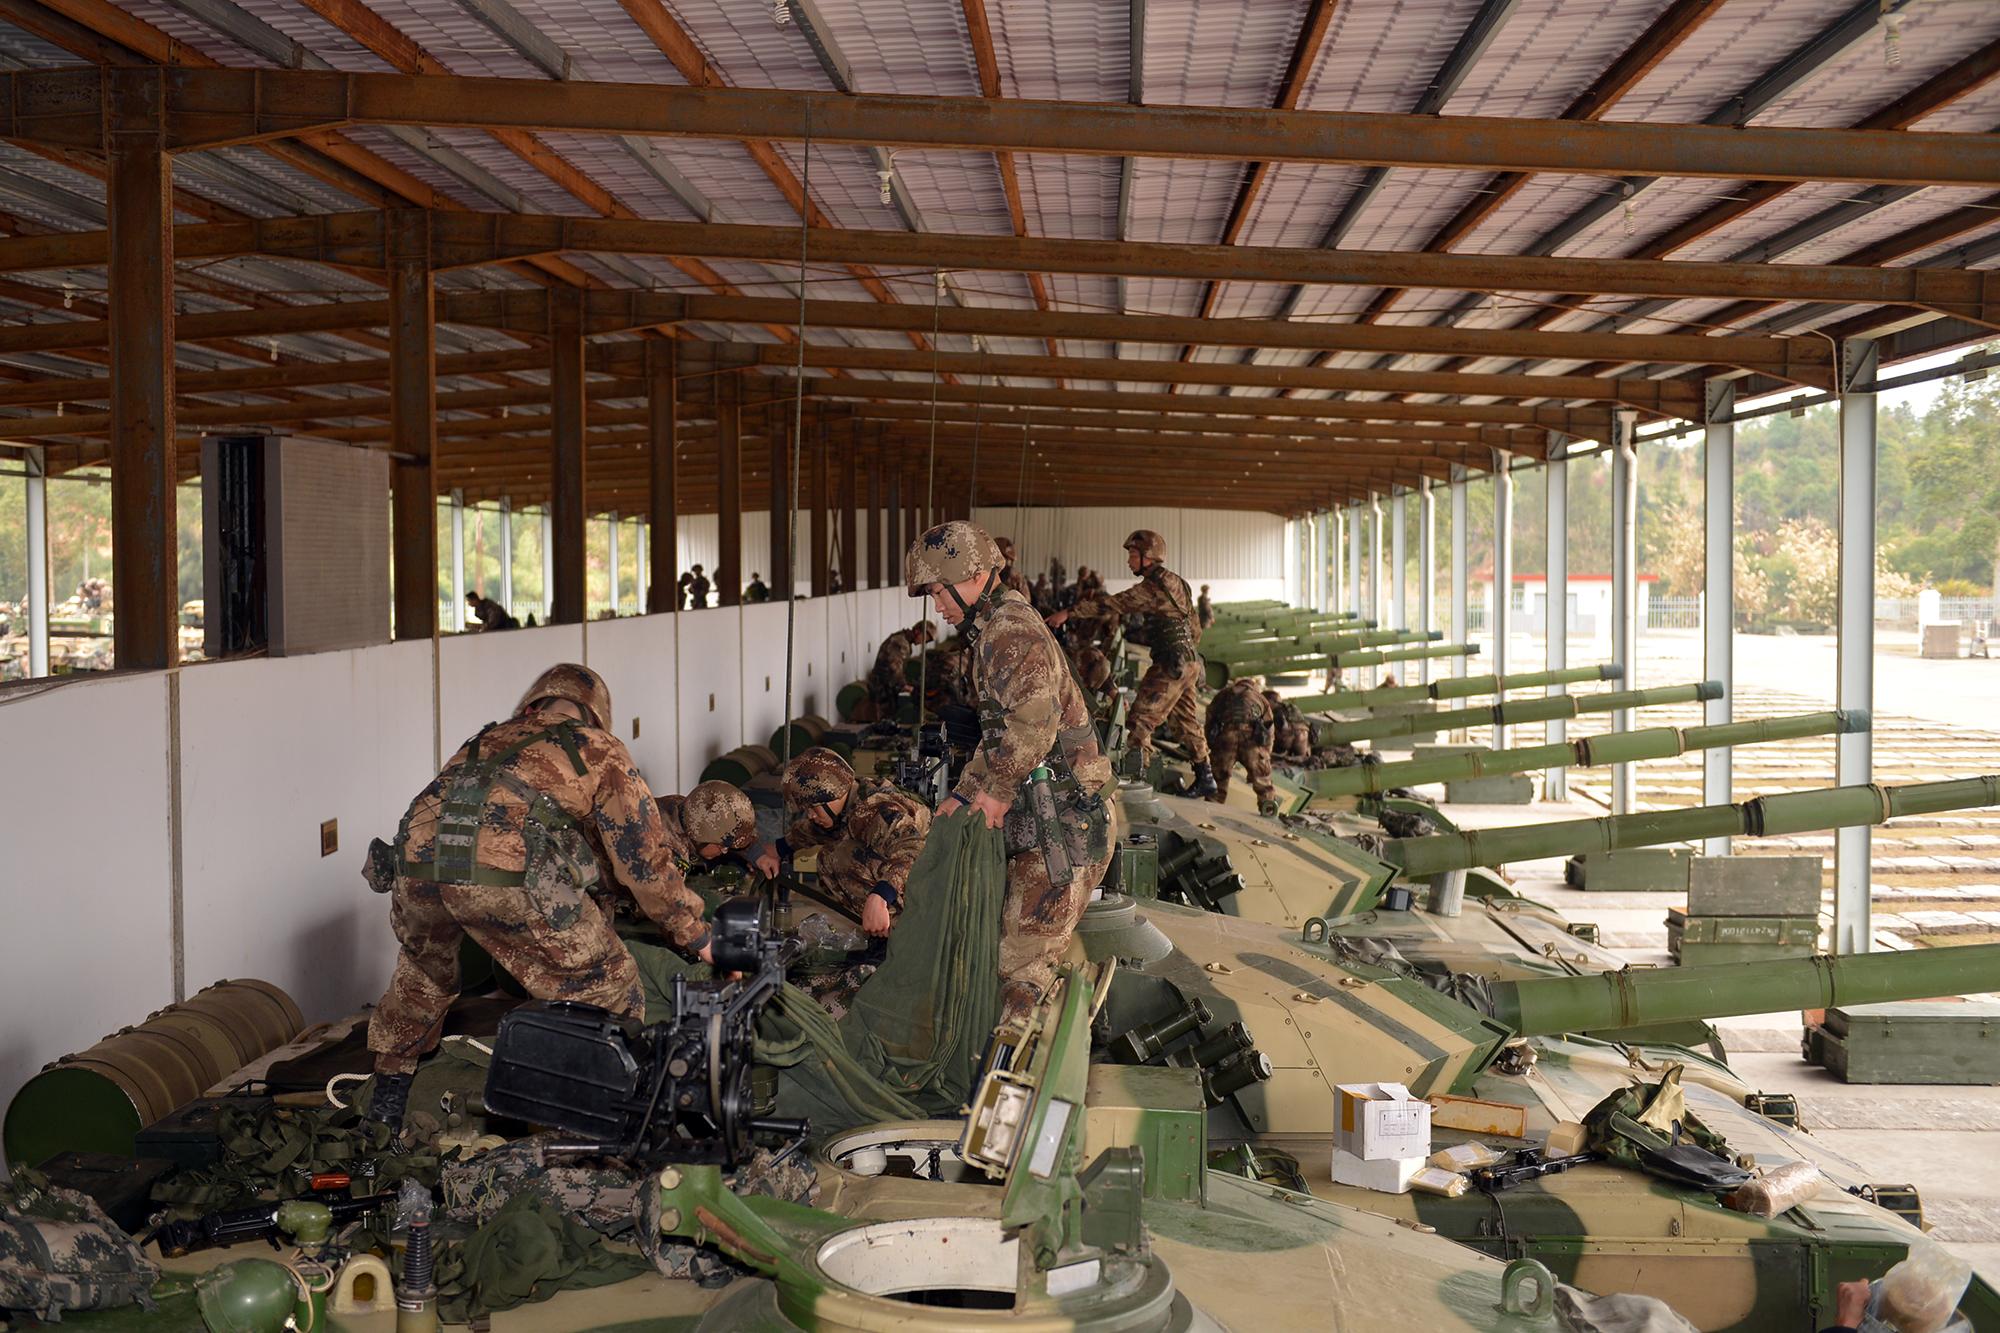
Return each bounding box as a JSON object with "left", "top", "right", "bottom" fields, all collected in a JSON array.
[
  {"left": 866, "top": 669, "right": 904, "bottom": 722},
  {"left": 368, "top": 875, "right": 643, "bottom": 1075},
  {"left": 997, "top": 804, "right": 1122, "bottom": 1021},
  {"left": 1208, "top": 725, "right": 1276, "bottom": 807},
  {"left": 1126, "top": 661, "right": 1209, "bottom": 765}
]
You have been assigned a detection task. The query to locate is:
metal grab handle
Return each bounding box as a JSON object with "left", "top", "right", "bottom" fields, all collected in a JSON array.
[{"left": 1500, "top": 1257, "right": 1557, "bottom": 1319}]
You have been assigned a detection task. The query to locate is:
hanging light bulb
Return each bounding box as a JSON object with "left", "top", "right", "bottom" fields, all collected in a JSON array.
[
  {"left": 772, "top": 0, "right": 792, "bottom": 25},
  {"left": 1882, "top": 10, "right": 1904, "bottom": 68},
  {"left": 936, "top": 270, "right": 948, "bottom": 298},
  {"left": 971, "top": 334, "right": 984, "bottom": 353},
  {"left": 268, "top": 339, "right": 279, "bottom": 363},
  {"left": 61, "top": 281, "right": 74, "bottom": 311},
  {"left": 877, "top": 166, "right": 893, "bottom": 206}
]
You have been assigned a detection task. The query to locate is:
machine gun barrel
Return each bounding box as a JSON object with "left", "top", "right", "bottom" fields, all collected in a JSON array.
[
  {"left": 1295, "top": 664, "right": 1621, "bottom": 713},
  {"left": 1489, "top": 939, "right": 2000, "bottom": 1040},
  {"left": 1308, "top": 709, "right": 1869, "bottom": 798},
  {"left": 1387, "top": 774, "right": 2000, "bottom": 880},
  {"left": 1316, "top": 680, "right": 1719, "bottom": 746}
]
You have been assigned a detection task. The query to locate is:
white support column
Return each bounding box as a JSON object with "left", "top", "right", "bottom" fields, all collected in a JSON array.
[
  {"left": 1332, "top": 509, "right": 1345, "bottom": 613},
  {"left": 1703, "top": 382, "right": 1737, "bottom": 850},
  {"left": 25, "top": 445, "right": 48, "bottom": 677},
  {"left": 497, "top": 498, "right": 515, "bottom": 615},
  {"left": 1319, "top": 511, "right": 1333, "bottom": 613},
  {"left": 1544, "top": 440, "right": 1569, "bottom": 800},
  {"left": 1368, "top": 496, "right": 1385, "bottom": 684},
  {"left": 449, "top": 488, "right": 466, "bottom": 632},
  {"left": 1418, "top": 478, "right": 1436, "bottom": 686},
  {"left": 607, "top": 512, "right": 621, "bottom": 617},
  {"left": 1492, "top": 457, "right": 1513, "bottom": 748},
  {"left": 540, "top": 508, "right": 554, "bottom": 621},
  {"left": 635, "top": 519, "right": 648, "bottom": 611},
  {"left": 1347, "top": 503, "right": 1363, "bottom": 616},
  {"left": 1835, "top": 340, "right": 1879, "bottom": 954},
  {"left": 1391, "top": 490, "right": 1407, "bottom": 631},
  {"left": 1449, "top": 469, "right": 1469, "bottom": 679},
  {"left": 1610, "top": 413, "right": 1639, "bottom": 815}
]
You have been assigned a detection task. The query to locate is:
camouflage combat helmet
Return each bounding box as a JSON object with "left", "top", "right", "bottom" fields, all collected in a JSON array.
[
  {"left": 519, "top": 663, "right": 613, "bottom": 731},
  {"left": 905, "top": 520, "right": 1004, "bottom": 597},
  {"left": 1077, "top": 648, "right": 1113, "bottom": 692},
  {"left": 1123, "top": 529, "right": 1168, "bottom": 562},
  {"left": 783, "top": 746, "right": 858, "bottom": 814},
  {"left": 682, "top": 780, "right": 757, "bottom": 849},
  {"left": 909, "top": 619, "right": 938, "bottom": 643}
]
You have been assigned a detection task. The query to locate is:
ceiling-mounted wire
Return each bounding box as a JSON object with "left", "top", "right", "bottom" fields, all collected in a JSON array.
[
  {"left": 781, "top": 103, "right": 813, "bottom": 765},
  {"left": 914, "top": 267, "right": 946, "bottom": 726}
]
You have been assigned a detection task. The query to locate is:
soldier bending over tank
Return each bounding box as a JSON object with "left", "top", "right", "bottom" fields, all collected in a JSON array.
[
  {"left": 754, "top": 746, "right": 931, "bottom": 937},
  {"left": 1207, "top": 676, "right": 1279, "bottom": 814}
]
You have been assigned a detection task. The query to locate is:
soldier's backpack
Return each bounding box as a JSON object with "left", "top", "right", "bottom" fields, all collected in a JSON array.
[{"left": 0, "top": 1170, "right": 158, "bottom": 1320}]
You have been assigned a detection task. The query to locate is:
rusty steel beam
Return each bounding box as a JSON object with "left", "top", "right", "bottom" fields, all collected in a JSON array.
[
  {"left": 714, "top": 340, "right": 1699, "bottom": 413},
  {"left": 840, "top": 399, "right": 1549, "bottom": 450},
  {"left": 105, "top": 67, "right": 176, "bottom": 670},
  {"left": 388, "top": 209, "right": 436, "bottom": 641},
  {"left": 646, "top": 340, "right": 676, "bottom": 611},
  {"left": 5, "top": 66, "right": 1992, "bottom": 186},
  {"left": 548, "top": 288, "right": 586, "bottom": 625}
]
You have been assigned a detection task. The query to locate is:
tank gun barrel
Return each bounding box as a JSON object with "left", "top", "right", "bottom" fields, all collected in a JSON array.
[
  {"left": 1490, "top": 939, "right": 2000, "bottom": 1039},
  {"left": 1295, "top": 664, "right": 1621, "bottom": 713},
  {"left": 1388, "top": 774, "right": 2000, "bottom": 880},
  {"left": 1329, "top": 642, "right": 1480, "bottom": 670},
  {"left": 1317, "top": 680, "right": 1717, "bottom": 746},
  {"left": 1206, "top": 640, "right": 1476, "bottom": 688},
  {"left": 1208, "top": 628, "right": 1437, "bottom": 667},
  {"left": 1309, "top": 709, "right": 1869, "bottom": 798}
]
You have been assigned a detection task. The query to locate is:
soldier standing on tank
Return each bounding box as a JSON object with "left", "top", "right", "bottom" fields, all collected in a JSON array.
[
  {"left": 1047, "top": 530, "right": 1216, "bottom": 796},
  {"left": 1207, "top": 676, "right": 1279, "bottom": 814},
  {"left": 360, "top": 665, "right": 750, "bottom": 1133},
  {"left": 688, "top": 564, "right": 711, "bottom": 608},
  {"left": 753, "top": 747, "right": 931, "bottom": 938},
  {"left": 1197, "top": 583, "right": 1216, "bottom": 632},
  {"left": 1266, "top": 688, "right": 1312, "bottom": 764},
  {"left": 907, "top": 521, "right": 1120, "bottom": 1020},
  {"left": 866, "top": 619, "right": 936, "bottom": 722}
]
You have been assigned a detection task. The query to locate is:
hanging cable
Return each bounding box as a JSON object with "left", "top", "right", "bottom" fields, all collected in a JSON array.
[
  {"left": 1014, "top": 422, "right": 1031, "bottom": 572},
  {"left": 781, "top": 105, "right": 813, "bottom": 766},
  {"left": 914, "top": 267, "right": 946, "bottom": 727},
  {"left": 966, "top": 349, "right": 986, "bottom": 524}
]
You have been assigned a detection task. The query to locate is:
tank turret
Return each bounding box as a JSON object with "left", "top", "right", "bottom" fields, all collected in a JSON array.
[
  {"left": 1309, "top": 709, "right": 1870, "bottom": 798},
  {"left": 1294, "top": 663, "right": 1621, "bottom": 712},
  {"left": 1314, "top": 679, "right": 1718, "bottom": 746}
]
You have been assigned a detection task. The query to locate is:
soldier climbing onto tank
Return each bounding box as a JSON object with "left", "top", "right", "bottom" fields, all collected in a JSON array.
[
  {"left": 1266, "top": 688, "right": 1312, "bottom": 764},
  {"left": 745, "top": 572, "right": 770, "bottom": 603},
  {"left": 1047, "top": 529, "right": 1216, "bottom": 795},
  {"left": 1197, "top": 583, "right": 1216, "bottom": 632},
  {"left": 1207, "top": 676, "right": 1279, "bottom": 815},
  {"left": 866, "top": 618, "right": 936, "bottom": 722},
  {"left": 908, "top": 520, "right": 1120, "bottom": 1021},
  {"left": 752, "top": 747, "right": 931, "bottom": 938},
  {"left": 360, "top": 664, "right": 748, "bottom": 1135}
]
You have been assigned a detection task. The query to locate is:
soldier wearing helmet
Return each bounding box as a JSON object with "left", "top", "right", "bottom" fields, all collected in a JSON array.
[
  {"left": 1207, "top": 676, "right": 1279, "bottom": 815},
  {"left": 1048, "top": 529, "right": 1216, "bottom": 796},
  {"left": 1197, "top": 583, "right": 1215, "bottom": 632},
  {"left": 752, "top": 747, "right": 932, "bottom": 937},
  {"left": 363, "top": 664, "right": 719, "bottom": 1134},
  {"left": 1266, "top": 688, "right": 1312, "bottom": 764},
  {"left": 906, "top": 519, "right": 1121, "bottom": 1020},
  {"left": 994, "top": 535, "right": 1031, "bottom": 599},
  {"left": 867, "top": 618, "right": 937, "bottom": 722}
]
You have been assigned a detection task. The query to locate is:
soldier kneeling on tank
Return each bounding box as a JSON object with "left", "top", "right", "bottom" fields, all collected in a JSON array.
[
  {"left": 361, "top": 664, "right": 745, "bottom": 1135},
  {"left": 1206, "top": 676, "right": 1280, "bottom": 815},
  {"left": 752, "top": 746, "right": 931, "bottom": 938}
]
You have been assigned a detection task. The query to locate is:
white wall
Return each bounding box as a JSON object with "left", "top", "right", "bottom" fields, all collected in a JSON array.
[
  {"left": 973, "top": 505, "right": 1288, "bottom": 603},
  {"left": 0, "top": 587, "right": 907, "bottom": 1138}
]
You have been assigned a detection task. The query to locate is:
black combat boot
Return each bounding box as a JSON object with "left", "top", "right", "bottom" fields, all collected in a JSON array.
[
  {"left": 364, "top": 1071, "right": 414, "bottom": 1135},
  {"left": 1188, "top": 763, "right": 1218, "bottom": 799}
]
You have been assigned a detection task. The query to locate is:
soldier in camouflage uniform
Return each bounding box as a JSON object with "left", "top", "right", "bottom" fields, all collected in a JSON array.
[
  {"left": 1048, "top": 529, "right": 1215, "bottom": 796},
  {"left": 1207, "top": 676, "right": 1279, "bottom": 814},
  {"left": 1197, "top": 583, "right": 1216, "bottom": 631},
  {"left": 1072, "top": 645, "right": 1113, "bottom": 699},
  {"left": 1266, "top": 688, "right": 1312, "bottom": 764},
  {"left": 363, "top": 665, "right": 730, "bottom": 1133},
  {"left": 908, "top": 521, "right": 1120, "bottom": 1020},
  {"left": 866, "top": 619, "right": 936, "bottom": 721},
  {"left": 995, "top": 535, "right": 1031, "bottom": 599},
  {"left": 751, "top": 747, "right": 932, "bottom": 937}
]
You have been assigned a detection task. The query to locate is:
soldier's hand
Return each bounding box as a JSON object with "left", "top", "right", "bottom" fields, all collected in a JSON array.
[
  {"left": 697, "top": 941, "right": 715, "bottom": 965},
  {"left": 862, "top": 895, "right": 893, "bottom": 937},
  {"left": 968, "top": 790, "right": 1010, "bottom": 830},
  {"left": 1834, "top": 1280, "right": 1870, "bottom": 1327},
  {"left": 752, "top": 848, "right": 782, "bottom": 880},
  {"left": 1045, "top": 610, "right": 1070, "bottom": 628}
]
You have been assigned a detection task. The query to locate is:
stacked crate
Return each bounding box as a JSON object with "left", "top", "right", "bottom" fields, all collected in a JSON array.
[{"left": 1666, "top": 855, "right": 1823, "bottom": 967}]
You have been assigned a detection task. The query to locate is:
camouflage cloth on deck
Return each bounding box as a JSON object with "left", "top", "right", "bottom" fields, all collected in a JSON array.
[
  {"left": 443, "top": 1134, "right": 644, "bottom": 1232},
  {"left": 1207, "top": 679, "right": 1276, "bottom": 807},
  {"left": 785, "top": 783, "right": 932, "bottom": 920},
  {"left": 0, "top": 1171, "right": 158, "bottom": 1321},
  {"left": 369, "top": 704, "right": 710, "bottom": 1075}
]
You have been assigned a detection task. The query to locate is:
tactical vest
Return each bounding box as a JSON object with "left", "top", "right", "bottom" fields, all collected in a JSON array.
[
  {"left": 1134, "top": 566, "right": 1198, "bottom": 674},
  {"left": 975, "top": 697, "right": 1113, "bottom": 884},
  {"left": 396, "top": 720, "right": 592, "bottom": 889}
]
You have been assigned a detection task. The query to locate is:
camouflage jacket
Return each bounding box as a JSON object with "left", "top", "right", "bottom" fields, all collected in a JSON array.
[
  {"left": 400, "top": 709, "right": 710, "bottom": 951},
  {"left": 1197, "top": 593, "right": 1215, "bottom": 630},
  {"left": 1207, "top": 678, "right": 1274, "bottom": 733},
  {"left": 1077, "top": 565, "right": 1201, "bottom": 667},
  {"left": 956, "top": 590, "right": 1114, "bottom": 804},
  {"left": 872, "top": 630, "right": 916, "bottom": 685},
  {"left": 1273, "top": 699, "right": 1309, "bottom": 737},
  {"left": 786, "top": 784, "right": 932, "bottom": 908}
]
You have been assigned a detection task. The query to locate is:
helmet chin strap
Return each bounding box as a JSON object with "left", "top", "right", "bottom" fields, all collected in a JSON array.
[{"left": 950, "top": 570, "right": 1001, "bottom": 641}]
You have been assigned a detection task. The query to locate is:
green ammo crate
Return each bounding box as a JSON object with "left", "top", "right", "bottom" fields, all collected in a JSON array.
[{"left": 1806, "top": 1000, "right": 2000, "bottom": 1084}]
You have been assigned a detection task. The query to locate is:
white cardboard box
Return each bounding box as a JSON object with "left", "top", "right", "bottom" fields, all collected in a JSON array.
[
  {"left": 1331, "top": 1148, "right": 1423, "bottom": 1194},
  {"left": 1334, "top": 1082, "right": 1432, "bottom": 1162}
]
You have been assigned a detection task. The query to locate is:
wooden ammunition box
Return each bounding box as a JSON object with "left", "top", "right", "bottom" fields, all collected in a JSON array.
[{"left": 1806, "top": 1000, "right": 2000, "bottom": 1085}]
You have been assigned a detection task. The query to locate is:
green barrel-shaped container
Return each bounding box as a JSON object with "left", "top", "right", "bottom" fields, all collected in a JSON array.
[
  {"left": 701, "top": 743, "right": 779, "bottom": 788},
  {"left": 835, "top": 680, "right": 870, "bottom": 722}
]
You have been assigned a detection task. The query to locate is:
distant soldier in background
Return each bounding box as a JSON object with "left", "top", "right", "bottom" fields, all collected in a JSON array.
[
  {"left": 361, "top": 665, "right": 728, "bottom": 1134},
  {"left": 995, "top": 536, "right": 1031, "bottom": 599},
  {"left": 676, "top": 570, "right": 694, "bottom": 609},
  {"left": 1266, "top": 688, "right": 1312, "bottom": 764},
  {"left": 1208, "top": 677, "right": 1278, "bottom": 814},
  {"left": 867, "top": 619, "right": 937, "bottom": 721},
  {"left": 754, "top": 747, "right": 931, "bottom": 938},
  {"left": 465, "top": 589, "right": 517, "bottom": 632},
  {"left": 1048, "top": 529, "right": 1215, "bottom": 796},
  {"left": 1197, "top": 583, "right": 1216, "bottom": 632},
  {"left": 1048, "top": 555, "right": 1067, "bottom": 594},
  {"left": 745, "top": 572, "right": 771, "bottom": 603},
  {"left": 688, "top": 564, "right": 711, "bottom": 608}
]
